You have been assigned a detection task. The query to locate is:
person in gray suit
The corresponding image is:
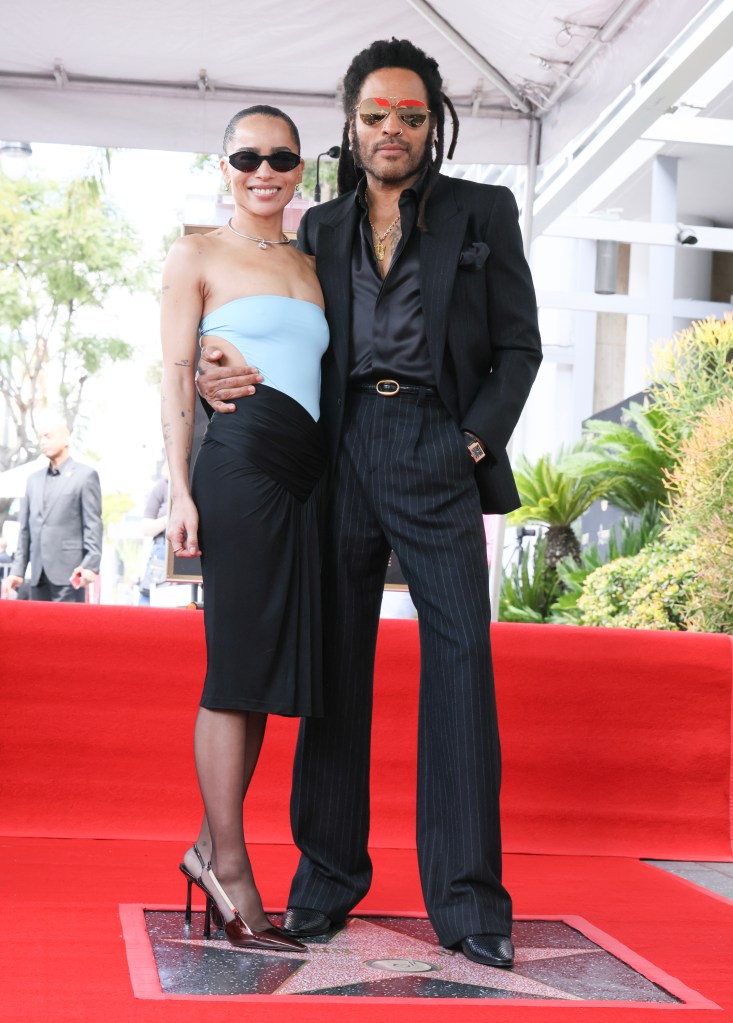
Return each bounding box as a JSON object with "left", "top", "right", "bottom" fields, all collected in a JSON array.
[
  {"left": 196, "top": 38, "right": 542, "bottom": 968},
  {"left": 4, "top": 414, "right": 102, "bottom": 603}
]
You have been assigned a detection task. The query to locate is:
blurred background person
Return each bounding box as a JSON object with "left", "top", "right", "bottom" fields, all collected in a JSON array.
[
  {"left": 2, "top": 412, "right": 102, "bottom": 603},
  {"left": 0, "top": 537, "right": 12, "bottom": 565},
  {"left": 0, "top": 536, "right": 13, "bottom": 592},
  {"left": 138, "top": 462, "right": 169, "bottom": 605}
]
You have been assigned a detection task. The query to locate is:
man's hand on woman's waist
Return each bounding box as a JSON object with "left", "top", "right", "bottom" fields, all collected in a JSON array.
[{"left": 195, "top": 346, "right": 263, "bottom": 413}]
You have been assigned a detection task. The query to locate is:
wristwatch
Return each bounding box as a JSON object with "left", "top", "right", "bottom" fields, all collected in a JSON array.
[{"left": 462, "top": 431, "right": 486, "bottom": 463}]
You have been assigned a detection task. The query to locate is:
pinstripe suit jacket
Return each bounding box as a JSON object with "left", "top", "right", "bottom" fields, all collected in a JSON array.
[
  {"left": 11, "top": 457, "right": 103, "bottom": 586},
  {"left": 297, "top": 173, "right": 543, "bottom": 515}
]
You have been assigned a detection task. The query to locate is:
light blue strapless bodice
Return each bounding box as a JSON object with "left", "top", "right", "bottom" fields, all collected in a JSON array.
[{"left": 199, "top": 295, "right": 329, "bottom": 422}]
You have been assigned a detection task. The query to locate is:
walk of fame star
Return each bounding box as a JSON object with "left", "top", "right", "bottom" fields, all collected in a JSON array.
[
  {"left": 140, "top": 913, "right": 683, "bottom": 1002},
  {"left": 164, "top": 918, "right": 599, "bottom": 998}
]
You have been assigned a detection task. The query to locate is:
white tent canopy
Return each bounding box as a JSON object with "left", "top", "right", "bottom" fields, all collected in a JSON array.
[{"left": 1, "top": 0, "right": 729, "bottom": 177}]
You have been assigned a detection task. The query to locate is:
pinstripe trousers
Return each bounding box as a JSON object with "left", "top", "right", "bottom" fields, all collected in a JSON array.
[{"left": 289, "top": 388, "right": 512, "bottom": 946}]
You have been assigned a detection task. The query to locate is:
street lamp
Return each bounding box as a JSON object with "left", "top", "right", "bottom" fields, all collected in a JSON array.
[{"left": 314, "top": 146, "right": 341, "bottom": 203}]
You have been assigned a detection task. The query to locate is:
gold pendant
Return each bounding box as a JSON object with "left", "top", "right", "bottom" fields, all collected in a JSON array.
[{"left": 375, "top": 241, "right": 385, "bottom": 260}]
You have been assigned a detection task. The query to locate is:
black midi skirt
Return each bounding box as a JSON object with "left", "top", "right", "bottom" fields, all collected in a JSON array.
[{"left": 191, "top": 385, "right": 326, "bottom": 717}]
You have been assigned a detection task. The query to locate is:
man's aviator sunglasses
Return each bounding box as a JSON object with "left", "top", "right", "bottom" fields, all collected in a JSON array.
[
  {"left": 228, "top": 150, "right": 301, "bottom": 173},
  {"left": 357, "top": 97, "right": 431, "bottom": 129}
]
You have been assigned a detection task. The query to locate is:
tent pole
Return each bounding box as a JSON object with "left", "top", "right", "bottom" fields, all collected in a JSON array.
[{"left": 489, "top": 114, "right": 541, "bottom": 621}]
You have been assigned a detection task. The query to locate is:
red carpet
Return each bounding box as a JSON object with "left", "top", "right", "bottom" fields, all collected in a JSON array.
[
  {"left": 2, "top": 838, "right": 732, "bottom": 1021},
  {"left": 1, "top": 602, "right": 732, "bottom": 1019},
  {"left": 2, "top": 603, "right": 732, "bottom": 858}
]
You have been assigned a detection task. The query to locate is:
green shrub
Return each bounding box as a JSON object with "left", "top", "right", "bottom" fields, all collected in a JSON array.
[
  {"left": 665, "top": 395, "right": 733, "bottom": 633},
  {"left": 560, "top": 401, "right": 677, "bottom": 514},
  {"left": 648, "top": 312, "right": 733, "bottom": 442},
  {"left": 499, "top": 536, "right": 559, "bottom": 623},
  {"left": 549, "top": 504, "right": 662, "bottom": 625},
  {"left": 576, "top": 541, "right": 700, "bottom": 631}
]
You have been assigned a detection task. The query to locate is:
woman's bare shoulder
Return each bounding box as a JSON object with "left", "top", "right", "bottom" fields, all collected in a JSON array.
[
  {"left": 164, "top": 229, "right": 229, "bottom": 280},
  {"left": 168, "top": 227, "right": 226, "bottom": 257}
]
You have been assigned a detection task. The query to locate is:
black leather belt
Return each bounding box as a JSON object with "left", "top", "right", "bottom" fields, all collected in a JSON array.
[{"left": 351, "top": 379, "right": 437, "bottom": 397}]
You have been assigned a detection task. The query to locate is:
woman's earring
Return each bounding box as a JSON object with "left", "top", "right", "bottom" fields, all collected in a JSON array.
[
  {"left": 293, "top": 180, "right": 302, "bottom": 200},
  {"left": 223, "top": 179, "right": 230, "bottom": 192}
]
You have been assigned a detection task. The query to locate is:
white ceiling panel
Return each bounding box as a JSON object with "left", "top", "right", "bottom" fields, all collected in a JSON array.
[{"left": 1, "top": 0, "right": 731, "bottom": 229}]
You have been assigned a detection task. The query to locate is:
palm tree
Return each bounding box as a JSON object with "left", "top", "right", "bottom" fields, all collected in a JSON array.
[
  {"left": 558, "top": 401, "right": 678, "bottom": 516},
  {"left": 509, "top": 446, "right": 605, "bottom": 567}
]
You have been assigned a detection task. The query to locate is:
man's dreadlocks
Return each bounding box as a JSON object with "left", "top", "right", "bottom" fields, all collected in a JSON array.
[{"left": 336, "top": 37, "right": 459, "bottom": 230}]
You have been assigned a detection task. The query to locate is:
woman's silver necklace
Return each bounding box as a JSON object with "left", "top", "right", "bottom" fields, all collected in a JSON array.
[{"left": 227, "top": 218, "right": 290, "bottom": 250}]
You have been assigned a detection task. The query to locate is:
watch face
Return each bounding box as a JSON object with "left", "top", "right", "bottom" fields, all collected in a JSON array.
[{"left": 468, "top": 440, "right": 485, "bottom": 463}]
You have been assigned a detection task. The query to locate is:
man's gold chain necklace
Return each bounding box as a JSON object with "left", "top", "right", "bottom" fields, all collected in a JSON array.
[{"left": 369, "top": 212, "right": 401, "bottom": 261}]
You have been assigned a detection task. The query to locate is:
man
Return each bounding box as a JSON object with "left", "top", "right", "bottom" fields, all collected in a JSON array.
[
  {"left": 0, "top": 538, "right": 12, "bottom": 565},
  {"left": 197, "top": 38, "right": 542, "bottom": 967},
  {"left": 4, "top": 413, "right": 103, "bottom": 603},
  {"left": 0, "top": 537, "right": 12, "bottom": 589}
]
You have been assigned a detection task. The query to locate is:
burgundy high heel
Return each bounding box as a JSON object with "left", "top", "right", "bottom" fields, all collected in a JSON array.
[
  {"left": 199, "top": 861, "right": 306, "bottom": 952},
  {"left": 179, "top": 844, "right": 224, "bottom": 929}
]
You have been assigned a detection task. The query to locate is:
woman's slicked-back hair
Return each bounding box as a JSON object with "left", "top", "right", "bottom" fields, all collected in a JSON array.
[
  {"left": 337, "top": 37, "right": 459, "bottom": 229},
  {"left": 222, "top": 105, "right": 301, "bottom": 154}
]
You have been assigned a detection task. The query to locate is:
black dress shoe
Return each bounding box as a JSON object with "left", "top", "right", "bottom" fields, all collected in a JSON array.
[
  {"left": 460, "top": 934, "right": 515, "bottom": 968},
  {"left": 281, "top": 907, "right": 335, "bottom": 937}
]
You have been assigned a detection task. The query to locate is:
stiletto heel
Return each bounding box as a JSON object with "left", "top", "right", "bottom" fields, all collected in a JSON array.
[
  {"left": 179, "top": 843, "right": 224, "bottom": 930},
  {"left": 183, "top": 874, "right": 194, "bottom": 924},
  {"left": 199, "top": 862, "right": 306, "bottom": 952}
]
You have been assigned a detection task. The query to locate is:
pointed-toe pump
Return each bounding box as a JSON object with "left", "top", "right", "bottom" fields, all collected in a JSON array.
[{"left": 199, "top": 862, "right": 306, "bottom": 952}]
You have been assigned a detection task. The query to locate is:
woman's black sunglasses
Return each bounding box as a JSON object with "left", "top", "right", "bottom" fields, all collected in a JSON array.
[{"left": 228, "top": 150, "right": 301, "bottom": 173}]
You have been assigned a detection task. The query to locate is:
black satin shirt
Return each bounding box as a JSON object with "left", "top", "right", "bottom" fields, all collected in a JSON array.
[{"left": 349, "top": 172, "right": 435, "bottom": 385}]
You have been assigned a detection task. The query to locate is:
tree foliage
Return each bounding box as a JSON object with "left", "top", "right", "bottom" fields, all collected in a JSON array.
[
  {"left": 508, "top": 447, "right": 606, "bottom": 566},
  {"left": 559, "top": 401, "right": 677, "bottom": 514},
  {"left": 0, "top": 172, "right": 150, "bottom": 471}
]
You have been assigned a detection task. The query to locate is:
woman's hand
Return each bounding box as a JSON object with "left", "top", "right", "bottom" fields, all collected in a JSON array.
[
  {"left": 167, "top": 494, "right": 201, "bottom": 557},
  {"left": 196, "top": 346, "right": 263, "bottom": 413}
]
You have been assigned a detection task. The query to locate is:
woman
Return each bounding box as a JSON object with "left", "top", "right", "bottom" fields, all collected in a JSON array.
[{"left": 160, "top": 105, "right": 328, "bottom": 952}]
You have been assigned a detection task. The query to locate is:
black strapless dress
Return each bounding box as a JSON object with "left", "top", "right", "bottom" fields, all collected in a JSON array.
[{"left": 191, "top": 385, "right": 325, "bottom": 716}]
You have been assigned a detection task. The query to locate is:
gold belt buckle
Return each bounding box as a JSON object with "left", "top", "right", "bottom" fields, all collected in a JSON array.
[{"left": 375, "top": 379, "right": 400, "bottom": 396}]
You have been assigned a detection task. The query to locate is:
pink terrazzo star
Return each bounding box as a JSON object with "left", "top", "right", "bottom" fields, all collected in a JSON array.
[{"left": 166, "top": 917, "right": 598, "bottom": 998}]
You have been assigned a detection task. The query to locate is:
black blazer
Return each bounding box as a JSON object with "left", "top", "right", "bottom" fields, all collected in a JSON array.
[{"left": 298, "top": 173, "right": 543, "bottom": 514}]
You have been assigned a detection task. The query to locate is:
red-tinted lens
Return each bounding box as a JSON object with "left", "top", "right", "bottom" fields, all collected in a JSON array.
[
  {"left": 357, "top": 98, "right": 429, "bottom": 128},
  {"left": 358, "top": 98, "right": 391, "bottom": 126},
  {"left": 395, "top": 100, "right": 429, "bottom": 127}
]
